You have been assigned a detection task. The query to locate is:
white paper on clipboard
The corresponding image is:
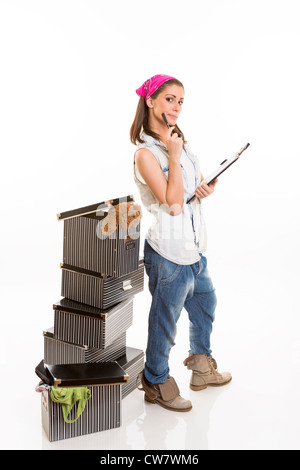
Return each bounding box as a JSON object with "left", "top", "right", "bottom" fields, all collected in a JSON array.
[{"left": 186, "top": 143, "right": 250, "bottom": 204}]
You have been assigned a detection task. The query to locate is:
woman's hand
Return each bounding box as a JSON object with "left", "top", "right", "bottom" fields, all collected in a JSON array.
[
  {"left": 165, "top": 127, "right": 183, "bottom": 163},
  {"left": 194, "top": 178, "right": 218, "bottom": 199}
]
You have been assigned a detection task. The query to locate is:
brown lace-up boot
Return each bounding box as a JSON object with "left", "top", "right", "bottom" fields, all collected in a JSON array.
[
  {"left": 183, "top": 354, "right": 232, "bottom": 391},
  {"left": 138, "top": 371, "right": 192, "bottom": 412}
]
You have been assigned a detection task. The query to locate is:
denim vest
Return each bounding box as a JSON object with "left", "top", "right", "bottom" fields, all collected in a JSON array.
[{"left": 133, "top": 132, "right": 207, "bottom": 264}]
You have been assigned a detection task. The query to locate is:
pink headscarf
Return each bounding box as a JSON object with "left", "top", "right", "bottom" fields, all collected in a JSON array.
[{"left": 136, "top": 74, "right": 177, "bottom": 101}]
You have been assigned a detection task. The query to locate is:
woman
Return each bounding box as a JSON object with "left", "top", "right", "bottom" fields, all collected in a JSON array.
[{"left": 130, "top": 74, "right": 232, "bottom": 412}]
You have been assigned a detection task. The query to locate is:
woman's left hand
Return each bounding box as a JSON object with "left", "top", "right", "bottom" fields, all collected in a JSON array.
[{"left": 194, "top": 178, "right": 218, "bottom": 199}]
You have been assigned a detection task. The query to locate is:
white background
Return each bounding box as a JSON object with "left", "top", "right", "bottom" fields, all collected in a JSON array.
[{"left": 0, "top": 0, "right": 299, "bottom": 450}]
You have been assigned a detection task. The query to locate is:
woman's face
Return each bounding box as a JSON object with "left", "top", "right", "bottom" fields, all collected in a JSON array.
[{"left": 147, "top": 84, "right": 184, "bottom": 127}]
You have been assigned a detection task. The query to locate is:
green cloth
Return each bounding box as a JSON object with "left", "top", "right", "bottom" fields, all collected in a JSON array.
[{"left": 50, "top": 386, "right": 91, "bottom": 424}]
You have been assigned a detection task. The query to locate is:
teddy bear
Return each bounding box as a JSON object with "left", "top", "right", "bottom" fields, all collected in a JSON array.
[{"left": 100, "top": 201, "right": 142, "bottom": 240}]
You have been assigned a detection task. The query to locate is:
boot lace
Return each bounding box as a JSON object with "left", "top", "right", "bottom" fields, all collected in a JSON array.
[{"left": 207, "top": 356, "right": 218, "bottom": 376}]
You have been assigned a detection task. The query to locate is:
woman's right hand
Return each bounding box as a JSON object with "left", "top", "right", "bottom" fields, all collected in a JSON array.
[{"left": 166, "top": 127, "right": 183, "bottom": 163}]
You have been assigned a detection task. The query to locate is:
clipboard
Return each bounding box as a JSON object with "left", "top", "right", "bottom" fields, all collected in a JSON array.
[{"left": 186, "top": 143, "right": 250, "bottom": 204}]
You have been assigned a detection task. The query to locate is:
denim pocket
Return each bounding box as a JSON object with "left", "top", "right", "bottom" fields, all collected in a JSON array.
[
  {"left": 144, "top": 263, "right": 157, "bottom": 295},
  {"left": 159, "top": 259, "right": 184, "bottom": 286}
]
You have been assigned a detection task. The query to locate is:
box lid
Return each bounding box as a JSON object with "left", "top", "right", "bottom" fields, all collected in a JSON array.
[
  {"left": 45, "top": 361, "right": 129, "bottom": 387},
  {"left": 57, "top": 195, "right": 135, "bottom": 221},
  {"left": 117, "top": 347, "right": 144, "bottom": 370},
  {"left": 43, "top": 326, "right": 54, "bottom": 338},
  {"left": 35, "top": 359, "right": 53, "bottom": 385},
  {"left": 60, "top": 257, "right": 144, "bottom": 280},
  {"left": 53, "top": 297, "right": 133, "bottom": 320},
  {"left": 53, "top": 298, "right": 105, "bottom": 319}
]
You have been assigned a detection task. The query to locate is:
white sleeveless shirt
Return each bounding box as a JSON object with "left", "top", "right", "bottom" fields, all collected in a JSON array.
[{"left": 133, "top": 132, "right": 207, "bottom": 265}]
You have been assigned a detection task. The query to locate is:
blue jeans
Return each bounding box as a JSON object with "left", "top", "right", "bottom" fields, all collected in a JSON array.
[{"left": 143, "top": 239, "right": 217, "bottom": 384}]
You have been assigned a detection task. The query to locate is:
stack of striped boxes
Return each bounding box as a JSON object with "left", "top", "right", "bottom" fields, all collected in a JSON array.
[{"left": 39, "top": 195, "right": 145, "bottom": 441}]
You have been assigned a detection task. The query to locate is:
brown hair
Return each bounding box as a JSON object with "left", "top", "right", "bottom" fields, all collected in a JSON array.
[{"left": 129, "top": 79, "right": 186, "bottom": 145}]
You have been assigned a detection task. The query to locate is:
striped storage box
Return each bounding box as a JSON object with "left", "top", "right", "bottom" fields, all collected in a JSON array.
[
  {"left": 57, "top": 195, "right": 141, "bottom": 277},
  {"left": 53, "top": 297, "right": 133, "bottom": 349},
  {"left": 41, "top": 385, "right": 121, "bottom": 442},
  {"left": 44, "top": 328, "right": 127, "bottom": 365},
  {"left": 118, "top": 347, "right": 144, "bottom": 399},
  {"left": 60, "top": 258, "right": 144, "bottom": 309},
  {"left": 38, "top": 362, "right": 128, "bottom": 442}
]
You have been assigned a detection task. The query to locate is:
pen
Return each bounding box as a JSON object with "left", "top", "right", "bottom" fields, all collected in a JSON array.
[
  {"left": 162, "top": 113, "right": 182, "bottom": 139},
  {"left": 162, "top": 112, "right": 170, "bottom": 129}
]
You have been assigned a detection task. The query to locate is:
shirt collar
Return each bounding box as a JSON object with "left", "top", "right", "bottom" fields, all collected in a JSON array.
[{"left": 141, "top": 132, "right": 167, "bottom": 150}]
